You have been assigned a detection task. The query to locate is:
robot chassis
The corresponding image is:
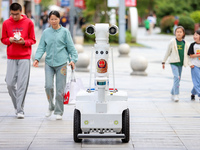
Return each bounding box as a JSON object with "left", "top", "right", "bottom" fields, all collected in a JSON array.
[{"left": 73, "top": 23, "right": 130, "bottom": 143}]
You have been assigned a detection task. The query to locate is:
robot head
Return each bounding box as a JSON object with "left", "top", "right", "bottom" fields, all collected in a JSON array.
[
  {"left": 86, "top": 24, "right": 118, "bottom": 44},
  {"left": 86, "top": 24, "right": 118, "bottom": 36}
]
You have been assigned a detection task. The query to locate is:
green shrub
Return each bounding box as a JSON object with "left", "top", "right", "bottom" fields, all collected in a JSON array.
[
  {"left": 160, "top": 15, "right": 175, "bottom": 33},
  {"left": 109, "top": 33, "right": 119, "bottom": 43},
  {"left": 190, "top": 11, "right": 200, "bottom": 23},
  {"left": 178, "top": 16, "right": 195, "bottom": 34},
  {"left": 109, "top": 31, "right": 135, "bottom": 43},
  {"left": 125, "top": 31, "right": 136, "bottom": 43}
]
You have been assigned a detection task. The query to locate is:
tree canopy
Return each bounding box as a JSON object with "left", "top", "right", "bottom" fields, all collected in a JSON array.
[
  {"left": 83, "top": 0, "right": 109, "bottom": 23},
  {"left": 41, "top": 0, "right": 54, "bottom": 11}
]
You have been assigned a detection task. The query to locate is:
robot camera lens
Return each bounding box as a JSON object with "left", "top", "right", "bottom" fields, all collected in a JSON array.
[
  {"left": 86, "top": 27, "right": 95, "bottom": 35},
  {"left": 109, "top": 27, "right": 117, "bottom": 35}
]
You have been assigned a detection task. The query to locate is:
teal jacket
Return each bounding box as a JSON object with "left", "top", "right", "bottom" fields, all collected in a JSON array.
[{"left": 35, "top": 26, "right": 78, "bottom": 67}]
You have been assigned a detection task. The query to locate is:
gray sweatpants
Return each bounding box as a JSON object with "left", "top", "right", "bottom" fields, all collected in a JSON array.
[{"left": 5, "top": 59, "right": 30, "bottom": 114}]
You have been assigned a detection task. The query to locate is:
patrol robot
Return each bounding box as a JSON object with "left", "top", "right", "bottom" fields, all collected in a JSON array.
[{"left": 73, "top": 23, "right": 129, "bottom": 143}]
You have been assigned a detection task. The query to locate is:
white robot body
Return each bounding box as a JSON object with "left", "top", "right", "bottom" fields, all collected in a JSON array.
[
  {"left": 74, "top": 23, "right": 130, "bottom": 142},
  {"left": 76, "top": 90, "right": 128, "bottom": 132}
]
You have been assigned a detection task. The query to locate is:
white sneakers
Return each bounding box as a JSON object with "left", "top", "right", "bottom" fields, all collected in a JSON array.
[
  {"left": 174, "top": 95, "right": 179, "bottom": 102},
  {"left": 171, "top": 95, "right": 179, "bottom": 102},
  {"left": 56, "top": 115, "right": 62, "bottom": 120},
  {"left": 15, "top": 109, "right": 24, "bottom": 119},
  {"left": 45, "top": 110, "right": 53, "bottom": 117},
  {"left": 17, "top": 113, "right": 24, "bottom": 119},
  {"left": 45, "top": 110, "right": 62, "bottom": 120}
]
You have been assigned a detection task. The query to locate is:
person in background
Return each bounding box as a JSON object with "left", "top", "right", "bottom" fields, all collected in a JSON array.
[
  {"left": 153, "top": 11, "right": 157, "bottom": 28},
  {"left": 79, "top": 17, "right": 85, "bottom": 28},
  {"left": 187, "top": 30, "right": 200, "bottom": 101},
  {"left": 125, "top": 15, "right": 128, "bottom": 31},
  {"left": 40, "top": 10, "right": 49, "bottom": 31},
  {"left": 26, "top": 10, "right": 35, "bottom": 24},
  {"left": 162, "top": 26, "right": 191, "bottom": 102},
  {"left": 1, "top": 3, "right": 36, "bottom": 119},
  {"left": 60, "top": 12, "right": 69, "bottom": 29},
  {"left": 33, "top": 11, "right": 78, "bottom": 120},
  {"left": 173, "top": 16, "right": 179, "bottom": 34},
  {"left": 147, "top": 13, "right": 155, "bottom": 34},
  {"left": 144, "top": 17, "right": 150, "bottom": 34}
]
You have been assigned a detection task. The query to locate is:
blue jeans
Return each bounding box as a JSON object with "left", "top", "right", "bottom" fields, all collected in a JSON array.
[
  {"left": 45, "top": 63, "right": 67, "bottom": 115},
  {"left": 191, "top": 66, "right": 200, "bottom": 97},
  {"left": 170, "top": 64, "right": 182, "bottom": 95}
]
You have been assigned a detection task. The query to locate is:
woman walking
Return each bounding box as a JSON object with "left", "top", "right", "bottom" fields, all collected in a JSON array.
[{"left": 33, "top": 11, "right": 78, "bottom": 120}]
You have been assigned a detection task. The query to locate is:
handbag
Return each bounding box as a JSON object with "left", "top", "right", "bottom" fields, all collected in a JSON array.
[
  {"left": 63, "top": 82, "right": 70, "bottom": 104},
  {"left": 63, "top": 69, "right": 84, "bottom": 105}
]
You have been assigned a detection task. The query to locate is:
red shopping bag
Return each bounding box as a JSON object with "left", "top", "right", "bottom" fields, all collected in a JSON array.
[{"left": 63, "top": 82, "right": 70, "bottom": 104}]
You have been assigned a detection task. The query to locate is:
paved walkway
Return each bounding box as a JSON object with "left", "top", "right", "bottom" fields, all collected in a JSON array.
[{"left": 0, "top": 27, "right": 200, "bottom": 150}]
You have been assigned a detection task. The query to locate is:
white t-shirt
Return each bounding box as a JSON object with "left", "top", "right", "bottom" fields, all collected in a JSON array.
[
  {"left": 147, "top": 16, "right": 155, "bottom": 24},
  {"left": 188, "top": 42, "right": 200, "bottom": 67}
]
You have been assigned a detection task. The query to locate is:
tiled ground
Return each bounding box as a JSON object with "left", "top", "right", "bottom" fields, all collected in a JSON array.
[{"left": 0, "top": 28, "right": 200, "bottom": 150}]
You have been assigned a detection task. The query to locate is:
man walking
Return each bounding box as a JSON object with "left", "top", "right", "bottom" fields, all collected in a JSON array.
[
  {"left": 40, "top": 10, "right": 49, "bottom": 31},
  {"left": 1, "top": 3, "right": 36, "bottom": 119}
]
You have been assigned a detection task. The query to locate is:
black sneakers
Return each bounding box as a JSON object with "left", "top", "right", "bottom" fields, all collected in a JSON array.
[{"left": 191, "top": 95, "right": 195, "bottom": 101}]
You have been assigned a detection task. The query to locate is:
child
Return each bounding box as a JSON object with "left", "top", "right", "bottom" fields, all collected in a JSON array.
[
  {"left": 162, "top": 26, "right": 190, "bottom": 102},
  {"left": 187, "top": 30, "right": 200, "bottom": 101},
  {"left": 144, "top": 18, "right": 150, "bottom": 34}
]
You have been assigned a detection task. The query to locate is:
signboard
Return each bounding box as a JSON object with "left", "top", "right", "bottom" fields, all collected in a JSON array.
[
  {"left": 61, "top": 0, "right": 70, "bottom": 7},
  {"left": 126, "top": 0, "right": 136, "bottom": 7},
  {"left": 108, "top": 0, "right": 136, "bottom": 7},
  {"left": 74, "top": 0, "right": 86, "bottom": 9},
  {"left": 108, "top": 0, "right": 119, "bottom": 7}
]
